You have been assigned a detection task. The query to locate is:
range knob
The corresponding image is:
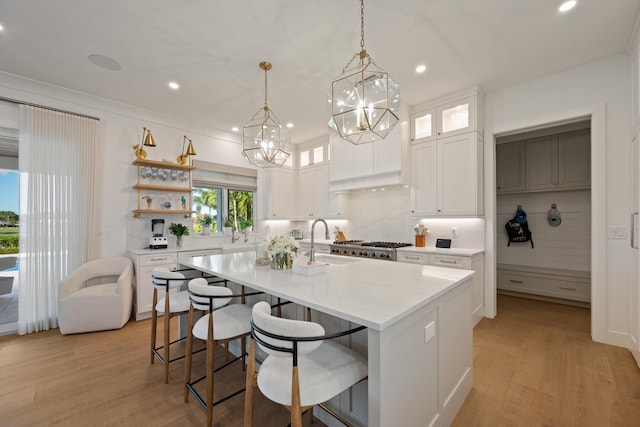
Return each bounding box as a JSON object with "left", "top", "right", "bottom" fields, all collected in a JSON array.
[
  {"left": 351, "top": 250, "right": 357, "bottom": 255},
  {"left": 370, "top": 253, "right": 376, "bottom": 258},
  {"left": 343, "top": 249, "right": 349, "bottom": 254}
]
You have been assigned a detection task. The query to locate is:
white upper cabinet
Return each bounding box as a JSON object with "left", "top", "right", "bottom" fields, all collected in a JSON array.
[
  {"left": 437, "top": 132, "right": 484, "bottom": 216},
  {"left": 525, "top": 135, "right": 559, "bottom": 191},
  {"left": 410, "top": 141, "right": 437, "bottom": 215},
  {"left": 262, "top": 168, "right": 296, "bottom": 219},
  {"left": 496, "top": 141, "right": 526, "bottom": 194},
  {"left": 329, "top": 105, "right": 410, "bottom": 191},
  {"left": 558, "top": 129, "right": 591, "bottom": 189},
  {"left": 410, "top": 107, "right": 436, "bottom": 144},
  {"left": 436, "top": 96, "right": 476, "bottom": 138},
  {"left": 409, "top": 88, "right": 484, "bottom": 217},
  {"left": 297, "top": 165, "right": 328, "bottom": 219},
  {"left": 411, "top": 89, "right": 483, "bottom": 145},
  {"left": 496, "top": 127, "right": 590, "bottom": 194},
  {"left": 411, "top": 132, "right": 484, "bottom": 217}
]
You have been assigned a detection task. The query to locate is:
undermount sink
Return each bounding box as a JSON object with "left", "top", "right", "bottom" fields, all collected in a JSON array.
[{"left": 313, "top": 255, "right": 358, "bottom": 265}]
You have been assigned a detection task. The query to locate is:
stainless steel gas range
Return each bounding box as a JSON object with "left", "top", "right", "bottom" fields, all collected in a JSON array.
[{"left": 329, "top": 240, "right": 413, "bottom": 261}]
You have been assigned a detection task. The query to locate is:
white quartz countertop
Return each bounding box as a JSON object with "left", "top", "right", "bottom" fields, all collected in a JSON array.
[
  {"left": 179, "top": 252, "right": 474, "bottom": 332},
  {"left": 396, "top": 246, "right": 484, "bottom": 256}
]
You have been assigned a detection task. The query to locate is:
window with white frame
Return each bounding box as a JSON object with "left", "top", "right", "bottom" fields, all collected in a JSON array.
[{"left": 191, "top": 160, "right": 256, "bottom": 233}]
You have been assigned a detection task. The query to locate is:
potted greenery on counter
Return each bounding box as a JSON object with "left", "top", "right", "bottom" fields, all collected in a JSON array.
[
  {"left": 169, "top": 223, "right": 189, "bottom": 248},
  {"left": 198, "top": 213, "right": 214, "bottom": 235}
]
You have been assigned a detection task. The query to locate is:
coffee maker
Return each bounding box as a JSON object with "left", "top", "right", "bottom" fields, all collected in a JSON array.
[{"left": 149, "top": 219, "right": 168, "bottom": 249}]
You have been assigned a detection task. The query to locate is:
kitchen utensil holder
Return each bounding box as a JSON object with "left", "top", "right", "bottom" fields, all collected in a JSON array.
[{"left": 415, "top": 234, "right": 425, "bottom": 247}]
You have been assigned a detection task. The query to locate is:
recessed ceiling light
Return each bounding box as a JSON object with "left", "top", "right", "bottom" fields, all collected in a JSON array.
[
  {"left": 0, "top": 24, "right": 4, "bottom": 32},
  {"left": 559, "top": 1, "right": 577, "bottom": 12},
  {"left": 232, "top": 127, "right": 239, "bottom": 132},
  {"left": 88, "top": 54, "right": 122, "bottom": 71},
  {"left": 286, "top": 123, "right": 294, "bottom": 128},
  {"left": 415, "top": 64, "right": 427, "bottom": 73},
  {"left": 168, "top": 81, "right": 180, "bottom": 90}
]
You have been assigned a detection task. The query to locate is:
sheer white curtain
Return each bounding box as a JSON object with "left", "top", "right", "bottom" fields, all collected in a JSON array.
[{"left": 18, "top": 105, "right": 100, "bottom": 335}]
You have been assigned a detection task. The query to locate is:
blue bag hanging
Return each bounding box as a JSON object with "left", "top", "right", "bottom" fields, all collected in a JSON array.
[
  {"left": 505, "top": 206, "right": 534, "bottom": 248},
  {"left": 514, "top": 207, "right": 527, "bottom": 224}
]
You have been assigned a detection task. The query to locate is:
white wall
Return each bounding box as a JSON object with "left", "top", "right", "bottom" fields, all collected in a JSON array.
[
  {"left": 0, "top": 71, "right": 253, "bottom": 256},
  {"left": 347, "top": 186, "right": 485, "bottom": 248},
  {"left": 497, "top": 190, "right": 591, "bottom": 271},
  {"left": 484, "top": 54, "right": 631, "bottom": 347}
]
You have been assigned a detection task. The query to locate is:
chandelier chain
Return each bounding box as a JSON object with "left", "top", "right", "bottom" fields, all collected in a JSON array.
[
  {"left": 360, "top": 0, "right": 365, "bottom": 53},
  {"left": 264, "top": 66, "right": 268, "bottom": 109}
]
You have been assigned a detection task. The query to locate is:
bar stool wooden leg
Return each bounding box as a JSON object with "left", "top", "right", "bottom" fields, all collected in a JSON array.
[
  {"left": 150, "top": 288, "right": 158, "bottom": 364},
  {"left": 244, "top": 338, "right": 257, "bottom": 427},
  {"left": 291, "top": 366, "right": 302, "bottom": 427}
]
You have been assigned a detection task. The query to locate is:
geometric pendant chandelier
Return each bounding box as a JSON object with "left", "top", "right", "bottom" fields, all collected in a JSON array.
[
  {"left": 242, "top": 61, "right": 291, "bottom": 168},
  {"left": 328, "top": 0, "right": 400, "bottom": 145}
]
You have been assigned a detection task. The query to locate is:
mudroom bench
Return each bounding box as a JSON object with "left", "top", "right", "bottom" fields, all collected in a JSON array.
[{"left": 497, "top": 263, "right": 591, "bottom": 306}]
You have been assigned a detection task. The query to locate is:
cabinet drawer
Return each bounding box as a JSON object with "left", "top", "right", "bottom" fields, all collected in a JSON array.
[
  {"left": 429, "top": 255, "right": 470, "bottom": 269},
  {"left": 139, "top": 253, "right": 177, "bottom": 267},
  {"left": 178, "top": 249, "right": 222, "bottom": 260},
  {"left": 497, "top": 270, "right": 590, "bottom": 302},
  {"left": 397, "top": 252, "right": 429, "bottom": 264}
]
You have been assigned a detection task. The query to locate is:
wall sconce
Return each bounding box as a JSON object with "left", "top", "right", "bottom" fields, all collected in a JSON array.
[
  {"left": 132, "top": 127, "right": 156, "bottom": 159},
  {"left": 177, "top": 135, "right": 196, "bottom": 164}
]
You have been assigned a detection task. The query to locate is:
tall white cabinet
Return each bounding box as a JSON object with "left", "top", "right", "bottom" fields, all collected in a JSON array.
[{"left": 410, "top": 88, "right": 484, "bottom": 217}]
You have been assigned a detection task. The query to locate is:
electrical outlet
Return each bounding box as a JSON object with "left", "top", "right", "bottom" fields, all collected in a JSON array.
[
  {"left": 607, "top": 226, "right": 627, "bottom": 239},
  {"left": 424, "top": 321, "right": 436, "bottom": 343}
]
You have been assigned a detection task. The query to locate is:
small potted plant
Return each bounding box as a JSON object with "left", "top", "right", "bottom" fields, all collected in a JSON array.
[
  {"left": 169, "top": 222, "right": 189, "bottom": 248},
  {"left": 141, "top": 195, "right": 152, "bottom": 210},
  {"left": 239, "top": 219, "right": 253, "bottom": 232},
  {"left": 198, "top": 213, "right": 214, "bottom": 235}
]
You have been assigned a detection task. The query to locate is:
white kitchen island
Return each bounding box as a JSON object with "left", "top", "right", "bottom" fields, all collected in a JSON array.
[{"left": 179, "top": 252, "right": 474, "bottom": 427}]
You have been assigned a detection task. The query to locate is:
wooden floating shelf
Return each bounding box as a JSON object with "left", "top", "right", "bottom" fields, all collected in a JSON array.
[
  {"left": 133, "top": 184, "right": 192, "bottom": 192},
  {"left": 132, "top": 209, "right": 194, "bottom": 218},
  {"left": 132, "top": 158, "right": 196, "bottom": 171}
]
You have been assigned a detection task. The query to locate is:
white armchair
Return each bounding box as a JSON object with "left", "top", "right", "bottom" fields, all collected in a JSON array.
[{"left": 58, "top": 256, "right": 134, "bottom": 335}]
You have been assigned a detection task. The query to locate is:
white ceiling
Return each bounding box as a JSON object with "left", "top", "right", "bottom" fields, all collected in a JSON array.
[{"left": 0, "top": 0, "right": 638, "bottom": 143}]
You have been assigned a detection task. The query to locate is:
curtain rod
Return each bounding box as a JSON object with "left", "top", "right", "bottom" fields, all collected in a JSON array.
[{"left": 0, "top": 96, "right": 100, "bottom": 121}]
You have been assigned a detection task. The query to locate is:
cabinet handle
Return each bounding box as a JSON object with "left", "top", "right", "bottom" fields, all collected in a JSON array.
[
  {"left": 558, "top": 286, "right": 577, "bottom": 291},
  {"left": 439, "top": 259, "right": 458, "bottom": 264},
  {"left": 150, "top": 257, "right": 169, "bottom": 262},
  {"left": 632, "top": 213, "right": 638, "bottom": 249},
  {"left": 406, "top": 256, "right": 422, "bottom": 260},
  {"left": 509, "top": 279, "right": 524, "bottom": 284}
]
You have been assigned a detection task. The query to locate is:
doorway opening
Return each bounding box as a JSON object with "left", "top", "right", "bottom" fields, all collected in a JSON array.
[
  {"left": 495, "top": 120, "right": 592, "bottom": 311},
  {"left": 0, "top": 131, "right": 19, "bottom": 333}
]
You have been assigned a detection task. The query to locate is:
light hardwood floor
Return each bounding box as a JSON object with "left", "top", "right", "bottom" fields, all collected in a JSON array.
[
  {"left": 1, "top": 295, "right": 639, "bottom": 426},
  {"left": 453, "top": 295, "right": 640, "bottom": 427}
]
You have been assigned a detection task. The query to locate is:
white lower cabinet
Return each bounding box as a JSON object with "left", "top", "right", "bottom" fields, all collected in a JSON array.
[
  {"left": 497, "top": 265, "right": 591, "bottom": 303},
  {"left": 131, "top": 247, "right": 248, "bottom": 320},
  {"left": 396, "top": 250, "right": 485, "bottom": 326},
  {"left": 410, "top": 132, "right": 483, "bottom": 216},
  {"left": 177, "top": 248, "right": 222, "bottom": 261},
  {"left": 130, "top": 251, "right": 177, "bottom": 320}
]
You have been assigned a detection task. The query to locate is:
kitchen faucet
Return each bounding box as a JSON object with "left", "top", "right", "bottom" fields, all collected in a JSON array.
[
  {"left": 309, "top": 218, "right": 330, "bottom": 263},
  {"left": 231, "top": 227, "right": 240, "bottom": 244}
]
